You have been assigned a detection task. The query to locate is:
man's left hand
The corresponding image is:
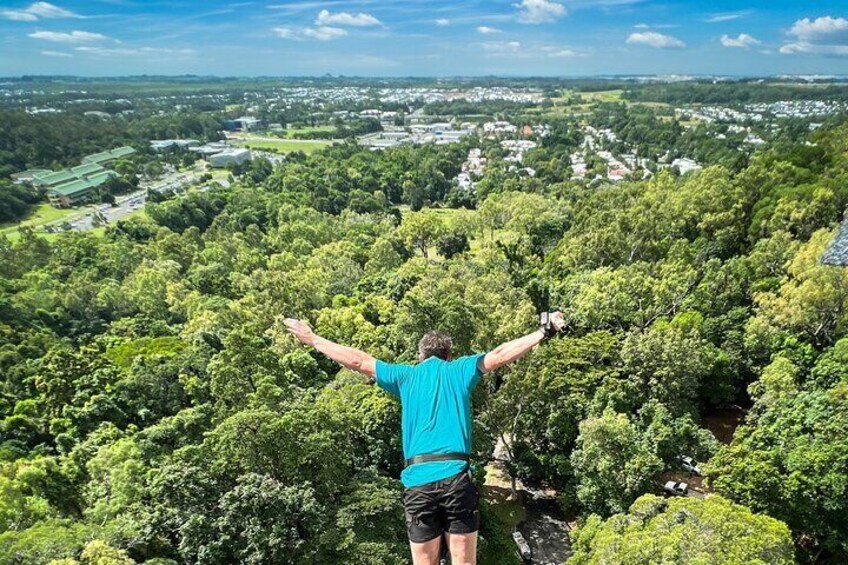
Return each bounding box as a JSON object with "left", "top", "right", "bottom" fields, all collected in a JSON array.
[{"left": 284, "top": 318, "right": 316, "bottom": 346}]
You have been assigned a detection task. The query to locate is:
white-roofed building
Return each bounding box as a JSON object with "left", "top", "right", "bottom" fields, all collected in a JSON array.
[{"left": 209, "top": 148, "right": 252, "bottom": 168}]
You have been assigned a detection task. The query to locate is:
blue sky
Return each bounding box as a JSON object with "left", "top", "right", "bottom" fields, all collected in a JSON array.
[{"left": 1, "top": 0, "right": 847, "bottom": 76}]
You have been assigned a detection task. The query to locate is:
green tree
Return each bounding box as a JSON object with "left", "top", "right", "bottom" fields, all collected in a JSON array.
[
  {"left": 746, "top": 228, "right": 848, "bottom": 350},
  {"left": 397, "top": 210, "right": 445, "bottom": 259},
  {"left": 707, "top": 355, "right": 848, "bottom": 557},
  {"left": 568, "top": 494, "right": 795, "bottom": 565},
  {"left": 570, "top": 410, "right": 663, "bottom": 516}
]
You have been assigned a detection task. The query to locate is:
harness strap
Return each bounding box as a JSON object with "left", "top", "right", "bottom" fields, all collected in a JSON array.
[{"left": 405, "top": 452, "right": 470, "bottom": 468}]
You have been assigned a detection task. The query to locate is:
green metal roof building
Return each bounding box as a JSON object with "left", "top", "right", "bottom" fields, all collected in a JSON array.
[
  {"left": 70, "top": 162, "right": 105, "bottom": 178},
  {"left": 110, "top": 146, "right": 136, "bottom": 159},
  {"left": 46, "top": 171, "right": 116, "bottom": 207},
  {"left": 82, "top": 145, "right": 136, "bottom": 165},
  {"left": 18, "top": 145, "right": 135, "bottom": 207},
  {"left": 81, "top": 151, "right": 113, "bottom": 166},
  {"left": 11, "top": 168, "right": 50, "bottom": 183},
  {"left": 32, "top": 169, "right": 78, "bottom": 188}
]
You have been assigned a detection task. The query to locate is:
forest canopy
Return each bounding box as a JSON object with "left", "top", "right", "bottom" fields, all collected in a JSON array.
[{"left": 1, "top": 116, "right": 848, "bottom": 564}]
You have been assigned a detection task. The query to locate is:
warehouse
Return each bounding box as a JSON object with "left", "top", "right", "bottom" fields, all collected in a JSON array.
[
  {"left": 46, "top": 178, "right": 103, "bottom": 208},
  {"left": 30, "top": 162, "right": 117, "bottom": 208},
  {"left": 209, "top": 148, "right": 251, "bottom": 168},
  {"left": 81, "top": 146, "right": 137, "bottom": 166}
]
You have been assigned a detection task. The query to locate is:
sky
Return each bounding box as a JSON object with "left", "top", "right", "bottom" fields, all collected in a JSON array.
[{"left": 1, "top": 0, "right": 848, "bottom": 77}]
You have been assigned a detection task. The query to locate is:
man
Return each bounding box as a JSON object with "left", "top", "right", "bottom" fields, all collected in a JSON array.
[{"left": 284, "top": 312, "right": 565, "bottom": 565}]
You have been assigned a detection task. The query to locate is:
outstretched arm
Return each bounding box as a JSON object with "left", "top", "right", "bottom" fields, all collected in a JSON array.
[
  {"left": 478, "top": 311, "right": 564, "bottom": 374},
  {"left": 284, "top": 318, "right": 376, "bottom": 379}
]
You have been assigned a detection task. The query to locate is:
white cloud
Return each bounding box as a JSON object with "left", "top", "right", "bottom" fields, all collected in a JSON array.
[
  {"left": 2, "top": 2, "right": 79, "bottom": 21},
  {"left": 626, "top": 31, "right": 685, "bottom": 49},
  {"left": 76, "top": 45, "right": 194, "bottom": 57},
  {"left": 28, "top": 30, "right": 109, "bottom": 43},
  {"left": 781, "top": 16, "right": 848, "bottom": 57},
  {"left": 1, "top": 10, "right": 37, "bottom": 21},
  {"left": 720, "top": 33, "right": 760, "bottom": 49},
  {"left": 513, "top": 0, "right": 566, "bottom": 24},
  {"left": 704, "top": 10, "right": 753, "bottom": 23},
  {"left": 548, "top": 48, "right": 578, "bottom": 57},
  {"left": 25, "top": 2, "right": 77, "bottom": 18},
  {"left": 780, "top": 42, "right": 848, "bottom": 56},
  {"left": 41, "top": 49, "right": 71, "bottom": 57},
  {"left": 788, "top": 16, "right": 848, "bottom": 42},
  {"left": 315, "top": 9, "right": 380, "bottom": 27},
  {"left": 273, "top": 26, "right": 297, "bottom": 39},
  {"left": 435, "top": 18, "right": 449, "bottom": 26},
  {"left": 481, "top": 40, "right": 521, "bottom": 52},
  {"left": 303, "top": 25, "right": 347, "bottom": 40},
  {"left": 273, "top": 25, "right": 348, "bottom": 41},
  {"left": 477, "top": 26, "right": 501, "bottom": 34}
]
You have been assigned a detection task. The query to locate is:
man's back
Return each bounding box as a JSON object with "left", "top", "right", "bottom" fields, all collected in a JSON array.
[
  {"left": 376, "top": 354, "right": 484, "bottom": 488},
  {"left": 285, "top": 313, "right": 565, "bottom": 562}
]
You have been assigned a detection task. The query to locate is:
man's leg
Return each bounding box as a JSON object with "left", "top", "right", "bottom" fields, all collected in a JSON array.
[
  {"left": 405, "top": 482, "right": 444, "bottom": 565},
  {"left": 409, "top": 536, "right": 443, "bottom": 565},
  {"left": 442, "top": 470, "right": 480, "bottom": 565},
  {"left": 446, "top": 532, "right": 478, "bottom": 565}
]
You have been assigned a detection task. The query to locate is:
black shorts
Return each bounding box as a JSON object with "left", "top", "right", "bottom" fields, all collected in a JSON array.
[{"left": 403, "top": 469, "right": 480, "bottom": 543}]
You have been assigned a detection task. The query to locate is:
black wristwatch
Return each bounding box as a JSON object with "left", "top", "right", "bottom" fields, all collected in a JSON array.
[{"left": 539, "top": 312, "right": 559, "bottom": 339}]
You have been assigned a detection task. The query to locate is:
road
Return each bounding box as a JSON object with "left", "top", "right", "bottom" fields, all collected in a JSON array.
[
  {"left": 49, "top": 169, "right": 207, "bottom": 233},
  {"left": 66, "top": 191, "right": 147, "bottom": 231}
]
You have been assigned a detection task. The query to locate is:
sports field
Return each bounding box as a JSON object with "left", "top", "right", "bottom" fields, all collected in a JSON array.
[{"left": 231, "top": 137, "right": 333, "bottom": 154}]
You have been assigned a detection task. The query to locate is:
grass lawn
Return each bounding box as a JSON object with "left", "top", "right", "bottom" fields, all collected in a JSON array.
[
  {"left": 283, "top": 125, "right": 336, "bottom": 139},
  {"left": 396, "top": 205, "right": 497, "bottom": 258},
  {"left": 117, "top": 208, "right": 146, "bottom": 223},
  {"left": 487, "top": 495, "right": 527, "bottom": 528},
  {"left": 1, "top": 201, "right": 149, "bottom": 242},
  {"left": 233, "top": 138, "right": 332, "bottom": 154},
  {"left": 4, "top": 229, "right": 65, "bottom": 243},
  {"left": 580, "top": 89, "right": 624, "bottom": 102},
  {"left": 0, "top": 203, "right": 77, "bottom": 235},
  {"left": 548, "top": 89, "right": 668, "bottom": 113}
]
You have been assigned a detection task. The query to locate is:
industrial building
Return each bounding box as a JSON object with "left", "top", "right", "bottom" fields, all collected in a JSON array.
[
  {"left": 10, "top": 169, "right": 50, "bottom": 184},
  {"left": 46, "top": 173, "right": 115, "bottom": 208},
  {"left": 81, "top": 146, "right": 136, "bottom": 166},
  {"left": 224, "top": 117, "right": 262, "bottom": 132},
  {"left": 191, "top": 142, "right": 230, "bottom": 158},
  {"left": 208, "top": 148, "right": 252, "bottom": 168},
  {"left": 30, "top": 163, "right": 117, "bottom": 208},
  {"left": 26, "top": 146, "right": 133, "bottom": 207},
  {"left": 150, "top": 139, "right": 200, "bottom": 152}
]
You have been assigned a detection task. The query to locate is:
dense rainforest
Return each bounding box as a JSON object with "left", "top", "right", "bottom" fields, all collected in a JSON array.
[{"left": 1, "top": 120, "right": 848, "bottom": 564}]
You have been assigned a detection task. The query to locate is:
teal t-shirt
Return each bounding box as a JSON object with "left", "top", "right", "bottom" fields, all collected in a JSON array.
[{"left": 375, "top": 354, "right": 485, "bottom": 488}]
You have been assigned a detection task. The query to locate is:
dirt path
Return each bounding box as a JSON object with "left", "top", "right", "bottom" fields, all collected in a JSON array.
[{"left": 701, "top": 406, "right": 746, "bottom": 445}]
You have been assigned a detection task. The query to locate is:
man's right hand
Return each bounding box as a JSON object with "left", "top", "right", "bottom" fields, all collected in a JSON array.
[{"left": 549, "top": 311, "right": 565, "bottom": 332}]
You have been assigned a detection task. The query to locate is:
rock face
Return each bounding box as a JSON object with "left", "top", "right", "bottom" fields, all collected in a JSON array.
[
  {"left": 822, "top": 218, "right": 848, "bottom": 266},
  {"left": 521, "top": 496, "right": 573, "bottom": 565}
]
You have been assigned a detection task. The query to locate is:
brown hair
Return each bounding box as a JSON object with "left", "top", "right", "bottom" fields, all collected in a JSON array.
[{"left": 418, "top": 331, "right": 452, "bottom": 361}]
